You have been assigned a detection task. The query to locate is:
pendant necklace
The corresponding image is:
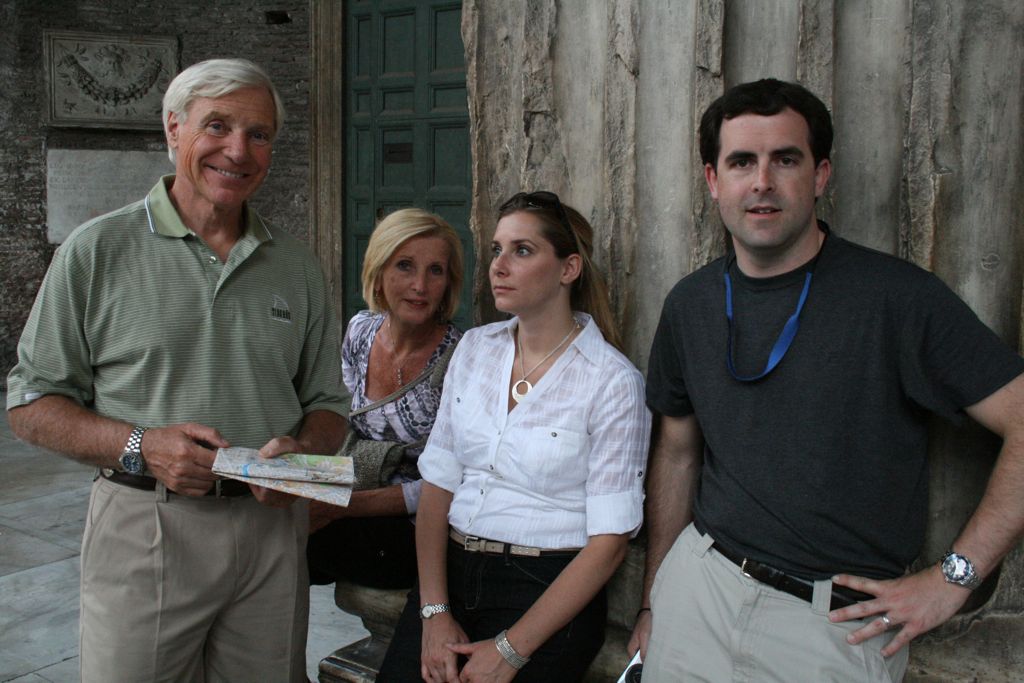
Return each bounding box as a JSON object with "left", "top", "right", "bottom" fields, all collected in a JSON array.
[
  {"left": 386, "top": 316, "right": 407, "bottom": 387},
  {"left": 511, "top": 319, "right": 580, "bottom": 404}
]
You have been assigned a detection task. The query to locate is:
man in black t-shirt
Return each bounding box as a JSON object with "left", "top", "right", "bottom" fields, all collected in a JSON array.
[{"left": 629, "top": 79, "right": 1024, "bottom": 682}]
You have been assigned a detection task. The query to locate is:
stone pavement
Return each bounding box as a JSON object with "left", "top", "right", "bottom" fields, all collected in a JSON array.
[{"left": 0, "top": 397, "right": 366, "bottom": 682}]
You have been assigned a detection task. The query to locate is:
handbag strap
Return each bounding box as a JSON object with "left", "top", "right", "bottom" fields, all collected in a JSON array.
[{"left": 349, "top": 338, "right": 458, "bottom": 418}]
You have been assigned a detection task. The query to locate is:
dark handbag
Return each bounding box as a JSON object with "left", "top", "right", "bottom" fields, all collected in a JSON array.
[{"left": 342, "top": 341, "right": 457, "bottom": 490}]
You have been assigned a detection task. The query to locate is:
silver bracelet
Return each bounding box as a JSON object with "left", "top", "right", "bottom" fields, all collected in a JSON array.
[{"left": 494, "top": 629, "right": 529, "bottom": 670}]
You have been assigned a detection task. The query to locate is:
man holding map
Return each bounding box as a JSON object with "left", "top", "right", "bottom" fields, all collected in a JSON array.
[{"left": 6, "top": 58, "right": 347, "bottom": 682}]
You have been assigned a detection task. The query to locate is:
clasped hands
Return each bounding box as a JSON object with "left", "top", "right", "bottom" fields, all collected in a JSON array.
[{"left": 421, "top": 615, "right": 518, "bottom": 683}]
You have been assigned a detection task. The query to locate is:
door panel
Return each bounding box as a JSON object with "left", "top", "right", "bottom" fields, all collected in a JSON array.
[{"left": 344, "top": 0, "right": 473, "bottom": 332}]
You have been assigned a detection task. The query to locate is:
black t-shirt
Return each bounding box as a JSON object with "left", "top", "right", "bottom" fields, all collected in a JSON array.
[{"left": 647, "top": 230, "right": 1024, "bottom": 580}]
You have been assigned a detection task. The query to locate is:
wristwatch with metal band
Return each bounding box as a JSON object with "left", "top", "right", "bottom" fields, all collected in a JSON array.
[
  {"left": 941, "top": 550, "right": 982, "bottom": 590},
  {"left": 419, "top": 602, "right": 450, "bottom": 619},
  {"left": 118, "top": 426, "right": 148, "bottom": 475}
]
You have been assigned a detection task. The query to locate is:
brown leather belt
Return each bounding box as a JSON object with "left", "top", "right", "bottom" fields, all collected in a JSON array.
[
  {"left": 449, "top": 529, "right": 580, "bottom": 558},
  {"left": 712, "top": 541, "right": 874, "bottom": 610},
  {"left": 100, "top": 469, "right": 252, "bottom": 498}
]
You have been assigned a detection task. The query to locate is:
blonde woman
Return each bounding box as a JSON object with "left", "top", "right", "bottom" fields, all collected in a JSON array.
[
  {"left": 307, "top": 208, "right": 463, "bottom": 589},
  {"left": 379, "top": 192, "right": 651, "bottom": 682}
]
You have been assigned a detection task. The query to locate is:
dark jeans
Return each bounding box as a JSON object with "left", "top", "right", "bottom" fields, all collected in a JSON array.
[
  {"left": 377, "top": 540, "right": 606, "bottom": 682},
  {"left": 306, "top": 515, "right": 417, "bottom": 590}
]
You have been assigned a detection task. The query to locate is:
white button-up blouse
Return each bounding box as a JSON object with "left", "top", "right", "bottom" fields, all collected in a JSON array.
[{"left": 418, "top": 313, "right": 652, "bottom": 549}]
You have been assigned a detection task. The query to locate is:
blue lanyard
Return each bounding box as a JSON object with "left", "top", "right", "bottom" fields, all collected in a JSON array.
[{"left": 724, "top": 268, "right": 813, "bottom": 382}]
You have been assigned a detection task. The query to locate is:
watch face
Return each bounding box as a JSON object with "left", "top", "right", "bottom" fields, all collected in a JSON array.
[
  {"left": 943, "top": 553, "right": 971, "bottom": 581},
  {"left": 420, "top": 603, "right": 447, "bottom": 619},
  {"left": 121, "top": 451, "right": 145, "bottom": 475}
]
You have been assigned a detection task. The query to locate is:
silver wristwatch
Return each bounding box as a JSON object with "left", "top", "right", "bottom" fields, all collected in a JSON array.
[
  {"left": 941, "top": 550, "right": 982, "bottom": 590},
  {"left": 118, "top": 426, "right": 148, "bottom": 475},
  {"left": 419, "top": 602, "right": 450, "bottom": 619}
]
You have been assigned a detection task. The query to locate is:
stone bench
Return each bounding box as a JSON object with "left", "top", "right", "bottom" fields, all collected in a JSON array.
[{"left": 318, "top": 541, "right": 645, "bottom": 682}]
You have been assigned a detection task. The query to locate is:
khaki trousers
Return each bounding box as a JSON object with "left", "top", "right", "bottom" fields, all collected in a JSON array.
[
  {"left": 643, "top": 524, "right": 909, "bottom": 683},
  {"left": 79, "top": 475, "right": 309, "bottom": 683}
]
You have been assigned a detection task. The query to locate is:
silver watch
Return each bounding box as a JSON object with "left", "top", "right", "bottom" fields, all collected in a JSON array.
[
  {"left": 118, "top": 426, "right": 148, "bottom": 475},
  {"left": 941, "top": 550, "right": 982, "bottom": 590},
  {"left": 419, "top": 603, "right": 450, "bottom": 619}
]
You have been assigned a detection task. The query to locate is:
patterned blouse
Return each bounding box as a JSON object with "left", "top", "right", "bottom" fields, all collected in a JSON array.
[{"left": 342, "top": 310, "right": 462, "bottom": 512}]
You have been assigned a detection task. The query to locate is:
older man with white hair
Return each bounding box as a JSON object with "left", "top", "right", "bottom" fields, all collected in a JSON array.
[{"left": 7, "top": 58, "right": 347, "bottom": 682}]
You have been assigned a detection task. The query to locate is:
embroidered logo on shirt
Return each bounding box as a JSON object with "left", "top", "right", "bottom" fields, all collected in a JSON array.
[{"left": 271, "top": 295, "right": 292, "bottom": 323}]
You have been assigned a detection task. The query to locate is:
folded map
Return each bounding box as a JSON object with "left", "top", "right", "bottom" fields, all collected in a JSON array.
[{"left": 212, "top": 447, "right": 353, "bottom": 506}]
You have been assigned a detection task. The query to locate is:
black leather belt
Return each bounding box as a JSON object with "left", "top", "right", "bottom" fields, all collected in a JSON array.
[
  {"left": 100, "top": 469, "right": 252, "bottom": 498},
  {"left": 712, "top": 541, "right": 873, "bottom": 610}
]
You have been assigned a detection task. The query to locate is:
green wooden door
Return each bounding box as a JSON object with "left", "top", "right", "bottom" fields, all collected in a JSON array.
[{"left": 344, "top": 0, "right": 473, "bottom": 331}]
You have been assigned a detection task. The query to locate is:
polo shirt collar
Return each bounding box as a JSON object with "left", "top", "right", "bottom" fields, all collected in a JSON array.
[{"left": 143, "top": 174, "right": 273, "bottom": 243}]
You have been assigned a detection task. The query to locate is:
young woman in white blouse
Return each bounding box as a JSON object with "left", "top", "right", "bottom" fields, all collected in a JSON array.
[{"left": 378, "top": 192, "right": 651, "bottom": 682}]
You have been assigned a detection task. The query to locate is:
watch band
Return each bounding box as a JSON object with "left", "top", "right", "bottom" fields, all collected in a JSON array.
[
  {"left": 124, "top": 426, "right": 146, "bottom": 455},
  {"left": 494, "top": 629, "right": 529, "bottom": 670},
  {"left": 119, "top": 426, "right": 148, "bottom": 474},
  {"left": 419, "top": 602, "right": 450, "bottom": 619}
]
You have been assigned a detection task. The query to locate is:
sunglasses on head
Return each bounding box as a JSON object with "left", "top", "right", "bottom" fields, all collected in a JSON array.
[{"left": 500, "top": 191, "right": 575, "bottom": 239}]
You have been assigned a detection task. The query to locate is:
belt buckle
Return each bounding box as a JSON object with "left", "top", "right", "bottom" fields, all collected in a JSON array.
[
  {"left": 463, "top": 535, "right": 481, "bottom": 552},
  {"left": 740, "top": 558, "right": 753, "bottom": 579}
]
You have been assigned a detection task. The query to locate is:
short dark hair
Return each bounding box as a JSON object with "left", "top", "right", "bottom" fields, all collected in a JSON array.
[{"left": 699, "top": 78, "right": 833, "bottom": 168}]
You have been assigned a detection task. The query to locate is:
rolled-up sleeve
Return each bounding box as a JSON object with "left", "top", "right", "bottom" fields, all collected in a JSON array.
[
  {"left": 584, "top": 367, "right": 651, "bottom": 538},
  {"left": 7, "top": 244, "right": 94, "bottom": 410}
]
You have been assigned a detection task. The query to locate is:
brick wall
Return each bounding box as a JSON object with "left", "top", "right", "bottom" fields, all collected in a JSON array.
[{"left": 0, "top": 0, "right": 313, "bottom": 385}]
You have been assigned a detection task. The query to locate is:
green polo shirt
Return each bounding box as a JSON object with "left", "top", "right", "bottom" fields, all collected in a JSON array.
[{"left": 7, "top": 176, "right": 347, "bottom": 448}]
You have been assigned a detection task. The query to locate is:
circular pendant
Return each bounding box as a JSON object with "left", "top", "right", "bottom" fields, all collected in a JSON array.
[{"left": 511, "top": 379, "right": 532, "bottom": 404}]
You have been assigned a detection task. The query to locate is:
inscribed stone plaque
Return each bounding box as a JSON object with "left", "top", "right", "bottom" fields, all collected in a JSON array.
[{"left": 46, "top": 149, "right": 172, "bottom": 244}]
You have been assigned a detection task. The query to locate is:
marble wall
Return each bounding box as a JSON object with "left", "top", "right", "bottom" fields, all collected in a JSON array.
[{"left": 461, "top": 1, "right": 1024, "bottom": 679}]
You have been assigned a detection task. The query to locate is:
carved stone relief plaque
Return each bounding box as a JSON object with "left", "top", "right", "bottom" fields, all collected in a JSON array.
[
  {"left": 43, "top": 30, "right": 178, "bottom": 130},
  {"left": 46, "top": 149, "right": 172, "bottom": 244}
]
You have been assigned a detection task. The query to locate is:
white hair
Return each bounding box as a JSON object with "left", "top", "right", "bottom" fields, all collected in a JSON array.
[{"left": 162, "top": 58, "right": 285, "bottom": 162}]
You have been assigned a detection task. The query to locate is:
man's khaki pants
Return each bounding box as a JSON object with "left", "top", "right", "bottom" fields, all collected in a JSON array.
[
  {"left": 643, "top": 524, "right": 909, "bottom": 682},
  {"left": 79, "top": 475, "right": 309, "bottom": 683}
]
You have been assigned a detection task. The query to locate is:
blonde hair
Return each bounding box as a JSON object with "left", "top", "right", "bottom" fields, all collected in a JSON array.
[{"left": 361, "top": 208, "right": 464, "bottom": 321}]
